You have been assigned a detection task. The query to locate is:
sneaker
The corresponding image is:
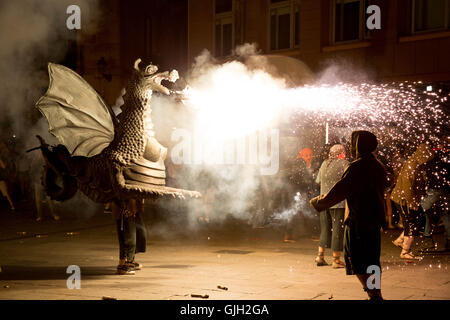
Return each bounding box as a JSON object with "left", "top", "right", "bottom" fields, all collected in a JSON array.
[
  {"left": 117, "top": 264, "right": 135, "bottom": 275},
  {"left": 127, "top": 260, "right": 143, "bottom": 270}
]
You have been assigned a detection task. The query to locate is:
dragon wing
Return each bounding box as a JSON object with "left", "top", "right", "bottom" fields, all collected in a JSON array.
[{"left": 36, "top": 63, "right": 114, "bottom": 157}]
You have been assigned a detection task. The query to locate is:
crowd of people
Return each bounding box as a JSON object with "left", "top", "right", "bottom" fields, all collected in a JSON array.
[
  {"left": 1, "top": 131, "right": 449, "bottom": 289},
  {"left": 163, "top": 131, "right": 449, "bottom": 261},
  {"left": 164, "top": 130, "right": 449, "bottom": 299}
]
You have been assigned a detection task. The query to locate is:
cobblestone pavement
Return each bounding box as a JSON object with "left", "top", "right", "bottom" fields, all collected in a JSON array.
[{"left": 0, "top": 202, "right": 449, "bottom": 300}]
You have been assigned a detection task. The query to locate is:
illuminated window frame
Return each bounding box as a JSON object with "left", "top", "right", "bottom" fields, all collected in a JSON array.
[
  {"left": 268, "top": 0, "right": 300, "bottom": 52},
  {"left": 411, "top": 0, "right": 450, "bottom": 34},
  {"left": 214, "top": 1, "right": 234, "bottom": 57},
  {"left": 331, "top": 0, "right": 373, "bottom": 44}
]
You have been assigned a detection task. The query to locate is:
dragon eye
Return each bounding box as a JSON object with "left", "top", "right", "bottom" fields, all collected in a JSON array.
[{"left": 144, "top": 65, "right": 158, "bottom": 75}]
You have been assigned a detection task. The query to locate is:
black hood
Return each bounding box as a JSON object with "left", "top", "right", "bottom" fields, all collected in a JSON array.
[{"left": 351, "top": 130, "right": 378, "bottom": 158}]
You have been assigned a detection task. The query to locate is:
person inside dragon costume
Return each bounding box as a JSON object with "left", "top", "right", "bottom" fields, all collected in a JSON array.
[{"left": 33, "top": 59, "right": 200, "bottom": 275}]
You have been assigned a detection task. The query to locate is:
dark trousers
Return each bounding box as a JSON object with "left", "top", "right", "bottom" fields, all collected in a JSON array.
[
  {"left": 344, "top": 223, "right": 381, "bottom": 275},
  {"left": 318, "top": 208, "right": 345, "bottom": 251},
  {"left": 394, "top": 202, "right": 420, "bottom": 237},
  {"left": 116, "top": 212, "right": 147, "bottom": 261}
]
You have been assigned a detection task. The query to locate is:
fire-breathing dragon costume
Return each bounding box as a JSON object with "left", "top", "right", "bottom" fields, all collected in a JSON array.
[{"left": 34, "top": 59, "right": 200, "bottom": 216}]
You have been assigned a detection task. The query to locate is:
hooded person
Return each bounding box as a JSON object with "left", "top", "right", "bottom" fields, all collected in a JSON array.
[
  {"left": 390, "top": 143, "right": 435, "bottom": 259},
  {"left": 314, "top": 144, "right": 349, "bottom": 268},
  {"left": 310, "top": 131, "right": 387, "bottom": 300}
]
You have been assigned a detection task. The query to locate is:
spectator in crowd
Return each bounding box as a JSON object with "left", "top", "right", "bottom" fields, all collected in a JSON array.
[
  {"left": 391, "top": 143, "right": 435, "bottom": 259},
  {"left": 421, "top": 137, "right": 450, "bottom": 251},
  {"left": 310, "top": 131, "right": 387, "bottom": 300},
  {"left": 315, "top": 144, "right": 349, "bottom": 268},
  {"left": 386, "top": 148, "right": 406, "bottom": 229},
  {"left": 285, "top": 147, "right": 319, "bottom": 242}
]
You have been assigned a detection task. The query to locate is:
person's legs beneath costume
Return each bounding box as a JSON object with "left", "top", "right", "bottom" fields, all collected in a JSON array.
[
  {"left": 114, "top": 201, "right": 143, "bottom": 275},
  {"left": 115, "top": 215, "right": 136, "bottom": 275},
  {"left": 133, "top": 200, "right": 147, "bottom": 268}
]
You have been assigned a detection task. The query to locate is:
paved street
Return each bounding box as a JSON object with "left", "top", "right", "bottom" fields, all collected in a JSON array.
[{"left": 0, "top": 201, "right": 449, "bottom": 300}]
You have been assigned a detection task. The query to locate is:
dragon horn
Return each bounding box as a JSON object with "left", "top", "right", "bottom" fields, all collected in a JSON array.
[{"left": 134, "top": 58, "right": 142, "bottom": 71}]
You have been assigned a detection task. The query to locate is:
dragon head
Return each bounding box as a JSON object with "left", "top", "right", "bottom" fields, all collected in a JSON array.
[{"left": 131, "top": 58, "right": 179, "bottom": 97}]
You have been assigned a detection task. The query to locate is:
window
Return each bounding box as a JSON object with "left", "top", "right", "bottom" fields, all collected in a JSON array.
[
  {"left": 215, "top": 0, "right": 233, "bottom": 57},
  {"left": 269, "top": 0, "right": 299, "bottom": 51},
  {"left": 332, "top": 0, "right": 372, "bottom": 43},
  {"left": 412, "top": 0, "right": 450, "bottom": 33}
]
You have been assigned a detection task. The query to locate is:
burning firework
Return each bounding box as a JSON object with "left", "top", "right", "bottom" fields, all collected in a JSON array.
[
  {"left": 178, "top": 48, "right": 449, "bottom": 166},
  {"left": 157, "top": 46, "right": 449, "bottom": 225}
]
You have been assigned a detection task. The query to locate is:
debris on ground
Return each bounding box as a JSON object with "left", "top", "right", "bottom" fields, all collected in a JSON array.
[
  {"left": 328, "top": 294, "right": 333, "bottom": 300},
  {"left": 35, "top": 234, "right": 48, "bottom": 238},
  {"left": 17, "top": 232, "right": 27, "bottom": 236},
  {"left": 3, "top": 285, "right": 10, "bottom": 289},
  {"left": 217, "top": 285, "right": 228, "bottom": 291},
  {"left": 102, "top": 296, "right": 117, "bottom": 300},
  {"left": 65, "top": 232, "right": 80, "bottom": 236},
  {"left": 191, "top": 294, "right": 209, "bottom": 299}
]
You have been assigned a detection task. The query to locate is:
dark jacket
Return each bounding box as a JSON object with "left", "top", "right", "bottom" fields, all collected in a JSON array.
[{"left": 310, "top": 131, "right": 387, "bottom": 232}]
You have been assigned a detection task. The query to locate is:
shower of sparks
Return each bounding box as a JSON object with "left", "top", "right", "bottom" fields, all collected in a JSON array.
[
  {"left": 177, "top": 58, "right": 450, "bottom": 224},
  {"left": 182, "top": 59, "right": 449, "bottom": 196},
  {"left": 183, "top": 60, "right": 449, "bottom": 144}
]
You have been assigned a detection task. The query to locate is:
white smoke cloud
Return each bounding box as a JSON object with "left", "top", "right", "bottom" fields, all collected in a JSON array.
[
  {"left": 0, "top": 0, "right": 101, "bottom": 219},
  {"left": 0, "top": 0, "right": 100, "bottom": 146}
]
